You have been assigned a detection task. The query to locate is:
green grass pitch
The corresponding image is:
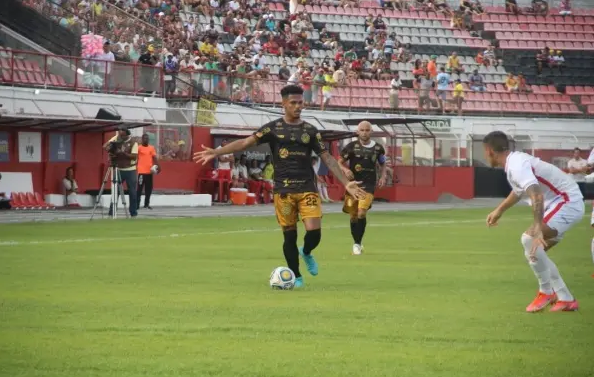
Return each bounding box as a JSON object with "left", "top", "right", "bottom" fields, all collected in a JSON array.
[{"left": 1, "top": 207, "right": 593, "bottom": 377}]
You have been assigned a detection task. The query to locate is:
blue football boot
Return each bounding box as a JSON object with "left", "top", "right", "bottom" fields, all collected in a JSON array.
[{"left": 299, "top": 247, "right": 318, "bottom": 276}]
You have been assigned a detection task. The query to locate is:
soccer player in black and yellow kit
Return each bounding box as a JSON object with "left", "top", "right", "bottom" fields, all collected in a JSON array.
[
  {"left": 339, "top": 121, "right": 388, "bottom": 255},
  {"left": 193, "top": 85, "right": 365, "bottom": 288}
]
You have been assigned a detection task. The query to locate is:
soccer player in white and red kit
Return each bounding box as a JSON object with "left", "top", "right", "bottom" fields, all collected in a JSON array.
[
  {"left": 483, "top": 131, "right": 583, "bottom": 312},
  {"left": 588, "top": 147, "right": 594, "bottom": 275}
]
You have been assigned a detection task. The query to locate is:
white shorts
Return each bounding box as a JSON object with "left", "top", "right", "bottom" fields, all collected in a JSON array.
[
  {"left": 323, "top": 91, "right": 332, "bottom": 100},
  {"left": 544, "top": 200, "right": 585, "bottom": 241}
]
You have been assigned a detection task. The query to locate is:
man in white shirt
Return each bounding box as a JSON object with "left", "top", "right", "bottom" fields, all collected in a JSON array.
[
  {"left": 389, "top": 74, "right": 401, "bottom": 109},
  {"left": 483, "top": 131, "right": 582, "bottom": 312},
  {"left": 255, "top": 51, "right": 267, "bottom": 66},
  {"left": 228, "top": 0, "right": 240, "bottom": 11},
  {"left": 567, "top": 147, "right": 589, "bottom": 183},
  {"left": 95, "top": 41, "right": 115, "bottom": 89},
  {"left": 233, "top": 33, "right": 247, "bottom": 49},
  {"left": 231, "top": 155, "right": 248, "bottom": 188},
  {"left": 216, "top": 139, "right": 234, "bottom": 174}
]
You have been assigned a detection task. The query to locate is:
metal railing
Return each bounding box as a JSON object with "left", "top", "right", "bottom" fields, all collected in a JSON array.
[
  {"left": 0, "top": 48, "right": 164, "bottom": 96},
  {"left": 1, "top": 47, "right": 591, "bottom": 118},
  {"left": 167, "top": 70, "right": 589, "bottom": 117}
]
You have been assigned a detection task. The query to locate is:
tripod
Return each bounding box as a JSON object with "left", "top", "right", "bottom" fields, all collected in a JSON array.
[{"left": 90, "top": 164, "right": 129, "bottom": 220}]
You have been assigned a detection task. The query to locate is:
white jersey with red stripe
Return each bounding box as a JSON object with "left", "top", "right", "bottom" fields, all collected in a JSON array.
[{"left": 505, "top": 151, "right": 583, "bottom": 208}]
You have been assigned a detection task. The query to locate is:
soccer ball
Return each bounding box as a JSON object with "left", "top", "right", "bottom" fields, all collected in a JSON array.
[
  {"left": 150, "top": 165, "right": 159, "bottom": 174},
  {"left": 269, "top": 267, "right": 296, "bottom": 290}
]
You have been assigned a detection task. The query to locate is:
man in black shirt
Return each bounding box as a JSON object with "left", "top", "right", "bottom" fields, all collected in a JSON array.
[
  {"left": 138, "top": 45, "right": 157, "bottom": 94},
  {"left": 194, "top": 85, "right": 364, "bottom": 288},
  {"left": 339, "top": 121, "right": 387, "bottom": 255}
]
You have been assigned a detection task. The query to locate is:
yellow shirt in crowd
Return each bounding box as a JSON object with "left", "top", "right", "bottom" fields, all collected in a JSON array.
[
  {"left": 453, "top": 83, "right": 464, "bottom": 98},
  {"left": 322, "top": 74, "right": 334, "bottom": 93},
  {"left": 447, "top": 56, "right": 460, "bottom": 69}
]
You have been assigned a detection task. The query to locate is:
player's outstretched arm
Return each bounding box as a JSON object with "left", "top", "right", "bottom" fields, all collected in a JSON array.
[
  {"left": 337, "top": 156, "right": 354, "bottom": 180},
  {"left": 193, "top": 136, "right": 257, "bottom": 165},
  {"left": 497, "top": 191, "right": 521, "bottom": 213},
  {"left": 320, "top": 151, "right": 365, "bottom": 199},
  {"left": 486, "top": 191, "right": 520, "bottom": 227}
]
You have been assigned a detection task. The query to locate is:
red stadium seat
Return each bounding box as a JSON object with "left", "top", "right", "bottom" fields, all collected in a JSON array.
[
  {"left": 14, "top": 192, "right": 36, "bottom": 209},
  {"left": 9, "top": 192, "right": 26, "bottom": 209},
  {"left": 33, "top": 192, "right": 55, "bottom": 209}
]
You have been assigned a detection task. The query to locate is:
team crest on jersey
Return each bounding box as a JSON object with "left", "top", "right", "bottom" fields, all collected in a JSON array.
[
  {"left": 301, "top": 133, "right": 310, "bottom": 144},
  {"left": 279, "top": 148, "right": 289, "bottom": 159},
  {"left": 355, "top": 164, "right": 363, "bottom": 172},
  {"left": 371, "top": 154, "right": 376, "bottom": 162}
]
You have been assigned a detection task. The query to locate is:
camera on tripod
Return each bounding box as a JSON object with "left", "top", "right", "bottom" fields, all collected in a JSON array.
[{"left": 107, "top": 140, "right": 123, "bottom": 167}]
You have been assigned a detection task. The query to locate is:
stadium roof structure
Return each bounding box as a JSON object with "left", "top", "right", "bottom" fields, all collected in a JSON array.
[
  {"left": 210, "top": 105, "right": 438, "bottom": 141},
  {"left": 0, "top": 91, "right": 182, "bottom": 133},
  {"left": 0, "top": 114, "right": 153, "bottom": 133},
  {"left": 341, "top": 117, "right": 436, "bottom": 139}
]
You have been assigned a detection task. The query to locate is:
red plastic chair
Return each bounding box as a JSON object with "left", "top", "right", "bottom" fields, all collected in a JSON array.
[
  {"left": 34, "top": 192, "right": 55, "bottom": 209},
  {"left": 21, "top": 192, "right": 40, "bottom": 209},
  {"left": 9, "top": 192, "right": 25, "bottom": 209},
  {"left": 197, "top": 169, "right": 232, "bottom": 203},
  {"left": 13, "top": 192, "right": 33, "bottom": 209}
]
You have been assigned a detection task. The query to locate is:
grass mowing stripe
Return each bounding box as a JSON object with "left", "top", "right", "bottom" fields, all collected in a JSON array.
[{"left": 0, "top": 216, "right": 529, "bottom": 247}]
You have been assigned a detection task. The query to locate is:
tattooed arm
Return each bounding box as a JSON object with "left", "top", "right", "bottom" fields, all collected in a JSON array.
[
  {"left": 525, "top": 184, "right": 545, "bottom": 227},
  {"left": 320, "top": 151, "right": 353, "bottom": 187},
  {"left": 320, "top": 151, "right": 366, "bottom": 200}
]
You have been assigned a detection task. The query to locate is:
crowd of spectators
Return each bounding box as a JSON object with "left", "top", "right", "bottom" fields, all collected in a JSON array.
[
  {"left": 505, "top": 0, "right": 572, "bottom": 15},
  {"left": 18, "top": 0, "right": 578, "bottom": 113}
]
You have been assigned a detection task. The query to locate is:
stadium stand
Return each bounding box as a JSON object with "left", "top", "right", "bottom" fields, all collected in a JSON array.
[{"left": 3, "top": 0, "right": 593, "bottom": 117}]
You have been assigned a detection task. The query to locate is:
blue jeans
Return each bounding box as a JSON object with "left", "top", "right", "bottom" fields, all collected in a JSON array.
[{"left": 108, "top": 169, "right": 138, "bottom": 217}]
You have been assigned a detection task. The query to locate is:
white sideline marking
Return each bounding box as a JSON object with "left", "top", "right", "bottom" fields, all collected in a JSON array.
[{"left": 0, "top": 217, "right": 526, "bottom": 247}]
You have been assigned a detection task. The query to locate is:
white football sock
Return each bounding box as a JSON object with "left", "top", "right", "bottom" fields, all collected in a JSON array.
[
  {"left": 521, "top": 234, "right": 553, "bottom": 295},
  {"left": 591, "top": 237, "right": 594, "bottom": 264},
  {"left": 547, "top": 257, "right": 574, "bottom": 302}
]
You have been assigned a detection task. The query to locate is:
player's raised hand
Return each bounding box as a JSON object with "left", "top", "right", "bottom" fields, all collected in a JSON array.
[
  {"left": 192, "top": 145, "right": 217, "bottom": 165},
  {"left": 345, "top": 181, "right": 366, "bottom": 200},
  {"left": 486, "top": 209, "right": 502, "bottom": 227}
]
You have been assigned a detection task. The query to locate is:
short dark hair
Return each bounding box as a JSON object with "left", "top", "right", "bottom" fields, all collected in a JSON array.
[
  {"left": 280, "top": 85, "right": 304, "bottom": 98},
  {"left": 574, "top": 147, "right": 581, "bottom": 152},
  {"left": 483, "top": 131, "right": 510, "bottom": 153}
]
